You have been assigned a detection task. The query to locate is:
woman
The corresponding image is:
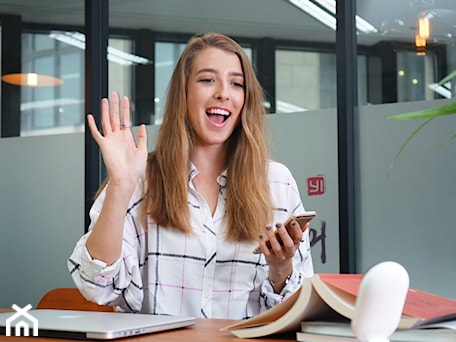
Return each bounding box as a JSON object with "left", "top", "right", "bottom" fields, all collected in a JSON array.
[{"left": 68, "top": 32, "right": 313, "bottom": 319}]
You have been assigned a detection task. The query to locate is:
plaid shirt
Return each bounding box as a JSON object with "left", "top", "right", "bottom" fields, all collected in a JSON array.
[{"left": 68, "top": 160, "right": 313, "bottom": 319}]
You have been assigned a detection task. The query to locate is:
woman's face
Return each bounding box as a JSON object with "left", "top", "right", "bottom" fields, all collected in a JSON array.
[{"left": 186, "top": 47, "right": 245, "bottom": 148}]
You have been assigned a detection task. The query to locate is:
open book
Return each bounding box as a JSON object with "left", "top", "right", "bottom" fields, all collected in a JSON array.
[{"left": 222, "top": 274, "right": 456, "bottom": 338}]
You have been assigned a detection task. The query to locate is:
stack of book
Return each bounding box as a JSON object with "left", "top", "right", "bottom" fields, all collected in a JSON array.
[
  {"left": 298, "top": 320, "right": 456, "bottom": 341},
  {"left": 222, "top": 273, "right": 456, "bottom": 341}
]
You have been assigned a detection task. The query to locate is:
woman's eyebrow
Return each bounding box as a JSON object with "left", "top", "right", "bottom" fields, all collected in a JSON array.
[
  {"left": 195, "top": 68, "right": 217, "bottom": 75},
  {"left": 230, "top": 71, "right": 244, "bottom": 78},
  {"left": 195, "top": 68, "right": 244, "bottom": 78}
]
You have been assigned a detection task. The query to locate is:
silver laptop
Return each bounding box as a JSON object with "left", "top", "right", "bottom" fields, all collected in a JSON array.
[{"left": 0, "top": 309, "right": 197, "bottom": 340}]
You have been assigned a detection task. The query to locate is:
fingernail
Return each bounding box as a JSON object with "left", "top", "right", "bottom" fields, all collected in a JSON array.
[
  {"left": 291, "top": 220, "right": 298, "bottom": 227},
  {"left": 276, "top": 223, "right": 282, "bottom": 229},
  {"left": 259, "top": 234, "right": 263, "bottom": 240},
  {"left": 265, "top": 225, "right": 272, "bottom": 231}
]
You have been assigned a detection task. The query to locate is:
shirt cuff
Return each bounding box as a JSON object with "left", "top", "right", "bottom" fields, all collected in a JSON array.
[
  {"left": 81, "top": 245, "right": 122, "bottom": 283},
  {"left": 262, "top": 269, "right": 302, "bottom": 305}
]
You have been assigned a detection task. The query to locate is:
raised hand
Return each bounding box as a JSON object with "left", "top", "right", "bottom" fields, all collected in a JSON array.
[{"left": 87, "top": 92, "right": 148, "bottom": 191}]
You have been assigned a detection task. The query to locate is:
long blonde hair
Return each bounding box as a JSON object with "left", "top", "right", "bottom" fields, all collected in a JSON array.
[{"left": 142, "top": 32, "right": 272, "bottom": 241}]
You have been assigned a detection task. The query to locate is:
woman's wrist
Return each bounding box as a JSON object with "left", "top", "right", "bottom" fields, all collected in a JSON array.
[
  {"left": 268, "top": 271, "right": 293, "bottom": 293},
  {"left": 267, "top": 264, "right": 294, "bottom": 293}
]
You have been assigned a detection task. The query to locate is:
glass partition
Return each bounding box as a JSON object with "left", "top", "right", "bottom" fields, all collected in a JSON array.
[
  {"left": 1, "top": 1, "right": 343, "bottom": 136},
  {"left": 7, "top": 0, "right": 454, "bottom": 290},
  {"left": 357, "top": 0, "right": 455, "bottom": 104},
  {"left": 355, "top": 0, "right": 456, "bottom": 296},
  {"left": 20, "top": 31, "right": 84, "bottom": 136},
  {"left": 0, "top": 3, "right": 85, "bottom": 137},
  {"left": 108, "top": 0, "right": 337, "bottom": 120}
]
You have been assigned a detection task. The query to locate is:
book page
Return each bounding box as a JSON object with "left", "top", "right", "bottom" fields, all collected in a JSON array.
[
  {"left": 311, "top": 275, "right": 358, "bottom": 319},
  {"left": 222, "top": 285, "right": 305, "bottom": 330},
  {"left": 318, "top": 274, "right": 363, "bottom": 296},
  {"left": 223, "top": 275, "right": 341, "bottom": 338}
]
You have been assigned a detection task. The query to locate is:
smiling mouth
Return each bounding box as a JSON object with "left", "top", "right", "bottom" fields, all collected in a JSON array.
[{"left": 206, "top": 108, "right": 230, "bottom": 124}]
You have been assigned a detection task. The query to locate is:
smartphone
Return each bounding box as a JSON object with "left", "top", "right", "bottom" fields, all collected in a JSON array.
[{"left": 252, "top": 211, "right": 316, "bottom": 254}]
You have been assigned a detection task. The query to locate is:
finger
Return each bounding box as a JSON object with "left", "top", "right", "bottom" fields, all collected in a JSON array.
[
  {"left": 261, "top": 225, "right": 277, "bottom": 253},
  {"left": 87, "top": 114, "right": 103, "bottom": 142},
  {"left": 136, "top": 124, "right": 148, "bottom": 150},
  {"left": 266, "top": 223, "right": 286, "bottom": 253},
  {"left": 287, "top": 220, "right": 302, "bottom": 243},
  {"left": 100, "top": 97, "right": 112, "bottom": 135},
  {"left": 257, "top": 234, "right": 272, "bottom": 256},
  {"left": 110, "top": 91, "right": 121, "bottom": 131},
  {"left": 274, "top": 223, "right": 294, "bottom": 250},
  {"left": 120, "top": 96, "right": 131, "bottom": 130}
]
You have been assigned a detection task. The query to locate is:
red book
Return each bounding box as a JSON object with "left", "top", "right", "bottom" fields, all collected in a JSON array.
[{"left": 319, "top": 273, "right": 456, "bottom": 323}]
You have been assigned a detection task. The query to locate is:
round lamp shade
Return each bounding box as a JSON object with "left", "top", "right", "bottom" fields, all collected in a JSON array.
[{"left": 1, "top": 73, "right": 63, "bottom": 87}]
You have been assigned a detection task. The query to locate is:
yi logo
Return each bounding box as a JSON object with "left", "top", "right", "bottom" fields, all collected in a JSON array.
[
  {"left": 307, "top": 174, "right": 325, "bottom": 196},
  {"left": 5, "top": 304, "right": 38, "bottom": 337}
]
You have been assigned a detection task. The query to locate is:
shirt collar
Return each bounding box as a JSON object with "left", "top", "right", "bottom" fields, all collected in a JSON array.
[{"left": 188, "top": 162, "right": 227, "bottom": 187}]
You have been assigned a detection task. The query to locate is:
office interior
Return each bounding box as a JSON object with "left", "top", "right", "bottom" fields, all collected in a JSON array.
[{"left": 0, "top": 0, "right": 455, "bottom": 308}]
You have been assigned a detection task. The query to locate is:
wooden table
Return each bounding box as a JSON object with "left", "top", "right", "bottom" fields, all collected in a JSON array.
[{"left": 0, "top": 309, "right": 296, "bottom": 341}]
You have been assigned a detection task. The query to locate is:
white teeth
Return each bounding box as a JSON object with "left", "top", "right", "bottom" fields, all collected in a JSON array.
[{"left": 207, "top": 108, "right": 229, "bottom": 116}]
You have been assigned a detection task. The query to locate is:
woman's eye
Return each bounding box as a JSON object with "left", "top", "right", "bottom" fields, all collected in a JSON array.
[
  {"left": 199, "top": 78, "right": 214, "bottom": 83},
  {"left": 233, "top": 82, "right": 245, "bottom": 88}
]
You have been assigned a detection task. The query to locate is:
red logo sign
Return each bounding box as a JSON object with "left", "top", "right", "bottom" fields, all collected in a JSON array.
[{"left": 307, "top": 175, "right": 325, "bottom": 196}]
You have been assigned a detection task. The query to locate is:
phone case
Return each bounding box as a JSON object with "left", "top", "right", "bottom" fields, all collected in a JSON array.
[{"left": 252, "top": 211, "right": 316, "bottom": 254}]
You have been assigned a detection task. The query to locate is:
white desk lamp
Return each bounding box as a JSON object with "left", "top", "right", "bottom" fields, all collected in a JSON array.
[{"left": 351, "top": 261, "right": 409, "bottom": 342}]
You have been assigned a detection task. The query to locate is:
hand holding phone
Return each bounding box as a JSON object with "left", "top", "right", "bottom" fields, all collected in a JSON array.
[{"left": 252, "top": 211, "right": 316, "bottom": 254}]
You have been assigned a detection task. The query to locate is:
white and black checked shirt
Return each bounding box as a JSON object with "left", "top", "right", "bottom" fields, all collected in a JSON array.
[{"left": 68, "top": 160, "right": 314, "bottom": 319}]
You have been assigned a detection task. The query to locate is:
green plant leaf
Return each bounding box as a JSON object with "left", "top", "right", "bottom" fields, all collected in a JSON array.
[
  {"left": 387, "top": 101, "right": 456, "bottom": 121},
  {"left": 437, "top": 132, "right": 456, "bottom": 150},
  {"left": 438, "top": 70, "right": 456, "bottom": 86},
  {"left": 387, "top": 118, "right": 433, "bottom": 177}
]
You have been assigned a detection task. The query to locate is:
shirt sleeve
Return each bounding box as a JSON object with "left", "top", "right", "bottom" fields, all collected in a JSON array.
[
  {"left": 67, "top": 181, "right": 147, "bottom": 312},
  {"left": 259, "top": 161, "right": 315, "bottom": 310}
]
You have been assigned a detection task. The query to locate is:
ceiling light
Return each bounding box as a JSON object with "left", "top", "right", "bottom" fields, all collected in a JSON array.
[
  {"left": 428, "top": 82, "right": 451, "bottom": 99},
  {"left": 418, "top": 17, "right": 430, "bottom": 39},
  {"left": 1, "top": 73, "right": 63, "bottom": 87},
  {"left": 289, "top": 0, "right": 336, "bottom": 30},
  {"left": 288, "top": 0, "right": 377, "bottom": 34},
  {"left": 415, "top": 34, "right": 426, "bottom": 48},
  {"left": 415, "top": 16, "right": 430, "bottom": 55},
  {"left": 313, "top": 0, "right": 377, "bottom": 33},
  {"left": 355, "top": 16, "right": 378, "bottom": 34},
  {"left": 49, "top": 31, "right": 151, "bottom": 66}
]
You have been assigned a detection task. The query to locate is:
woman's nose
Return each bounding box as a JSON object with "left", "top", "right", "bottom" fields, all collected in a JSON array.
[{"left": 214, "top": 82, "right": 229, "bottom": 100}]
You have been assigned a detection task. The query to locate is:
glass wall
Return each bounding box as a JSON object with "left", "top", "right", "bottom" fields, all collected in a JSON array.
[
  {"left": 3, "top": 0, "right": 455, "bottom": 275},
  {"left": 1, "top": 1, "right": 340, "bottom": 136},
  {"left": 20, "top": 31, "right": 84, "bottom": 136},
  {"left": 0, "top": 4, "right": 85, "bottom": 137},
  {"left": 357, "top": 0, "right": 455, "bottom": 104},
  {"left": 276, "top": 50, "right": 337, "bottom": 112},
  {"left": 354, "top": 0, "right": 456, "bottom": 296},
  {"left": 3, "top": 1, "right": 455, "bottom": 133}
]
